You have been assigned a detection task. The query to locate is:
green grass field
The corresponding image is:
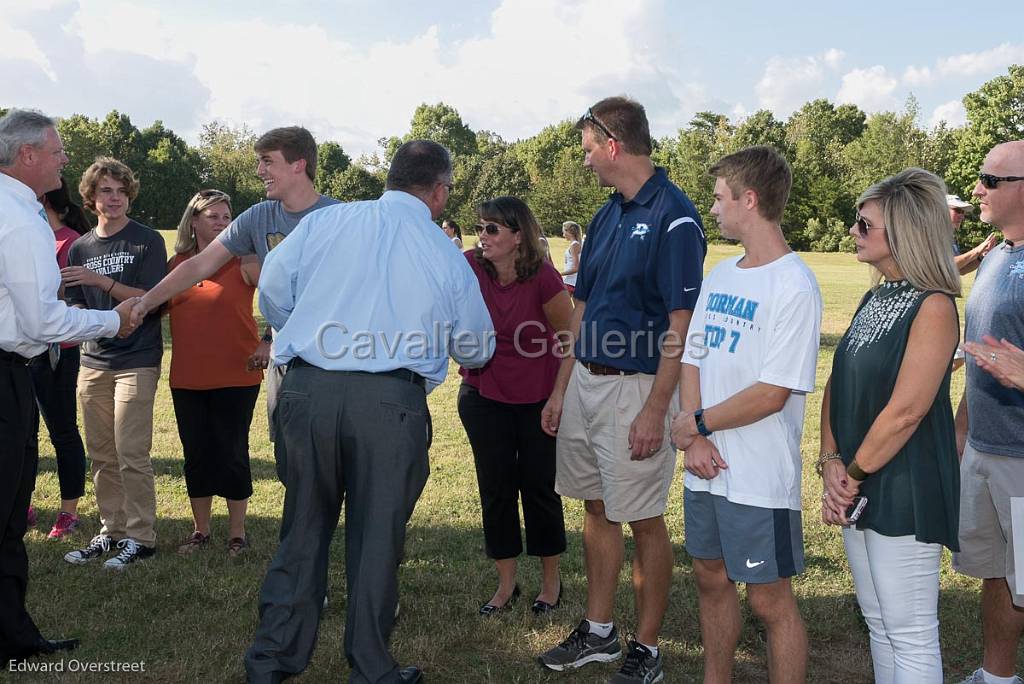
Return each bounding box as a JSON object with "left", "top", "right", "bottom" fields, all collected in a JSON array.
[{"left": 10, "top": 233, "right": 1017, "bottom": 683}]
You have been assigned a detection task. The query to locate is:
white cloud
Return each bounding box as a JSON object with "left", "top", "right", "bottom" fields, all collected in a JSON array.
[
  {"left": 836, "top": 65, "right": 900, "bottom": 112},
  {"left": 928, "top": 99, "right": 967, "bottom": 128},
  {"left": 902, "top": 65, "right": 933, "bottom": 87},
  {"left": 0, "top": 0, "right": 704, "bottom": 156},
  {"left": 937, "top": 42, "right": 1024, "bottom": 78},
  {"left": 755, "top": 49, "right": 844, "bottom": 117}
]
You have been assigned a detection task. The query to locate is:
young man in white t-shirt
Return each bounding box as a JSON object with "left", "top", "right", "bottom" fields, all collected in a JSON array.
[{"left": 670, "top": 146, "right": 822, "bottom": 684}]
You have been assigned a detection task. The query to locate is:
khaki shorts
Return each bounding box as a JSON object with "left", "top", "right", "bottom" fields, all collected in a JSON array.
[
  {"left": 954, "top": 443, "right": 1024, "bottom": 607},
  {"left": 555, "top": 363, "right": 677, "bottom": 523}
]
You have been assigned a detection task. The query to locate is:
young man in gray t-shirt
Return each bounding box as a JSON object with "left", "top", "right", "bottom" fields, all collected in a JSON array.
[{"left": 133, "top": 127, "right": 338, "bottom": 458}]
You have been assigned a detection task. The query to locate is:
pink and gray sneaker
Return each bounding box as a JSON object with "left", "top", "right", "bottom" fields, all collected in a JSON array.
[{"left": 47, "top": 512, "right": 80, "bottom": 540}]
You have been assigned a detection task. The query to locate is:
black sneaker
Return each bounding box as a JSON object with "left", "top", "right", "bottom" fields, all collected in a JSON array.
[
  {"left": 608, "top": 640, "right": 664, "bottom": 683},
  {"left": 63, "top": 534, "right": 112, "bottom": 564},
  {"left": 537, "top": 619, "right": 621, "bottom": 671},
  {"left": 102, "top": 538, "right": 155, "bottom": 570}
]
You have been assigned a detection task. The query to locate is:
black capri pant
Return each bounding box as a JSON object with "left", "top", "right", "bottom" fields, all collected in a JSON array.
[
  {"left": 171, "top": 385, "right": 260, "bottom": 500},
  {"left": 457, "top": 384, "right": 566, "bottom": 559}
]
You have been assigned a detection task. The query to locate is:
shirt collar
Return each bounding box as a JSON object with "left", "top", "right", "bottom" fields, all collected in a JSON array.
[
  {"left": 0, "top": 171, "right": 42, "bottom": 208},
  {"left": 615, "top": 166, "right": 669, "bottom": 209},
  {"left": 380, "top": 189, "right": 432, "bottom": 220}
]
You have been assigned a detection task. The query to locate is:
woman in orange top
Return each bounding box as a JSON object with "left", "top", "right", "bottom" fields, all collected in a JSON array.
[{"left": 167, "top": 190, "right": 263, "bottom": 557}]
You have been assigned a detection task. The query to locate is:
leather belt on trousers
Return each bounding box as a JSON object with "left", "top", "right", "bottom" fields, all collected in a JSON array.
[
  {"left": 288, "top": 357, "right": 426, "bottom": 389},
  {"left": 581, "top": 361, "right": 637, "bottom": 376}
]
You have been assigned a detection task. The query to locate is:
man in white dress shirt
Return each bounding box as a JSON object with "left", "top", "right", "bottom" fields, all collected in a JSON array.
[{"left": 0, "top": 109, "right": 135, "bottom": 668}]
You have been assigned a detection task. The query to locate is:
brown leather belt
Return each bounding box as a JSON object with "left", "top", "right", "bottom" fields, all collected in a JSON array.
[{"left": 581, "top": 361, "right": 637, "bottom": 376}]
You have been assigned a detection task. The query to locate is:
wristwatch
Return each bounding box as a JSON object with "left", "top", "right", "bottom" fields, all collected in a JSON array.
[
  {"left": 261, "top": 331, "right": 273, "bottom": 343},
  {"left": 694, "top": 409, "right": 712, "bottom": 437}
]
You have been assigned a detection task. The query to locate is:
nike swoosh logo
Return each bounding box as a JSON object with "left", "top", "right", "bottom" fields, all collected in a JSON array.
[
  {"left": 745, "top": 559, "right": 766, "bottom": 568},
  {"left": 683, "top": 287, "right": 697, "bottom": 292}
]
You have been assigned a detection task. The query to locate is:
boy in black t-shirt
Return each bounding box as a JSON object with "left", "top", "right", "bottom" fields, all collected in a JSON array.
[{"left": 62, "top": 158, "right": 165, "bottom": 569}]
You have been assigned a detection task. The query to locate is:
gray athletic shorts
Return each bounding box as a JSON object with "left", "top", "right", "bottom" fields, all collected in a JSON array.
[{"left": 684, "top": 488, "right": 804, "bottom": 583}]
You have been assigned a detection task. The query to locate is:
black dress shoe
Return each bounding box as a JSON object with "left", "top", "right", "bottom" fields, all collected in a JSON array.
[
  {"left": 531, "top": 581, "right": 563, "bottom": 615},
  {"left": 9, "top": 637, "right": 80, "bottom": 665},
  {"left": 398, "top": 665, "right": 423, "bottom": 682},
  {"left": 478, "top": 584, "right": 520, "bottom": 616}
]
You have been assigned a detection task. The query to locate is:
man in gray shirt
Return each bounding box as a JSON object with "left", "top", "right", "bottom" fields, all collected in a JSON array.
[
  {"left": 954, "top": 140, "right": 1024, "bottom": 684},
  {"left": 133, "top": 127, "right": 338, "bottom": 469}
]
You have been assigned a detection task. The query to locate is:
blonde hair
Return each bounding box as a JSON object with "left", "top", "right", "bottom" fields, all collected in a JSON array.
[
  {"left": 857, "top": 168, "right": 960, "bottom": 297},
  {"left": 174, "top": 189, "right": 232, "bottom": 254},
  {"left": 562, "top": 221, "right": 581, "bottom": 241}
]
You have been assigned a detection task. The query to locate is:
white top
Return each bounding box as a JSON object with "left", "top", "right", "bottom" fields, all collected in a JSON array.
[
  {"left": 0, "top": 173, "right": 119, "bottom": 357},
  {"left": 563, "top": 240, "right": 580, "bottom": 286},
  {"left": 682, "top": 253, "right": 822, "bottom": 510},
  {"left": 258, "top": 191, "right": 494, "bottom": 390}
]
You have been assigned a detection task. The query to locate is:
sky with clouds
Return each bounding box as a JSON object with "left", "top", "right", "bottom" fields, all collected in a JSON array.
[{"left": 3, "top": 0, "right": 1023, "bottom": 157}]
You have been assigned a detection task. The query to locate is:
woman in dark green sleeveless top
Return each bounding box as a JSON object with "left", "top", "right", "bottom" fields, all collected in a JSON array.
[{"left": 818, "top": 168, "right": 961, "bottom": 683}]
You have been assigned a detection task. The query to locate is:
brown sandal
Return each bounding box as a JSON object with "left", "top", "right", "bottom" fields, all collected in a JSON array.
[
  {"left": 177, "top": 531, "right": 210, "bottom": 555},
  {"left": 227, "top": 537, "right": 249, "bottom": 557}
]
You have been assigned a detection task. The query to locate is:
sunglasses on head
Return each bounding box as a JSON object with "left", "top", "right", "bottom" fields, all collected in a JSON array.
[
  {"left": 582, "top": 107, "right": 618, "bottom": 141},
  {"left": 978, "top": 172, "right": 1024, "bottom": 189}
]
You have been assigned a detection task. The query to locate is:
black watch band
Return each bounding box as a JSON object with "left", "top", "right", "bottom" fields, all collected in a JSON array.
[
  {"left": 261, "top": 332, "right": 273, "bottom": 343},
  {"left": 695, "top": 408, "right": 712, "bottom": 437}
]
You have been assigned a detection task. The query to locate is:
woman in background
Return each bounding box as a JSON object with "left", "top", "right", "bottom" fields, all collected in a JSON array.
[
  {"left": 28, "top": 178, "right": 92, "bottom": 539},
  {"left": 168, "top": 190, "right": 263, "bottom": 557},
  {"left": 443, "top": 218, "right": 464, "bottom": 249},
  {"left": 560, "top": 221, "right": 582, "bottom": 295}
]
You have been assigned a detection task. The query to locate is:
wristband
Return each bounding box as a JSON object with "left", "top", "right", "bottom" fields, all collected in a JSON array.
[
  {"left": 846, "top": 459, "right": 869, "bottom": 481},
  {"left": 694, "top": 409, "right": 712, "bottom": 437},
  {"left": 105, "top": 278, "right": 116, "bottom": 294},
  {"left": 261, "top": 332, "right": 273, "bottom": 343}
]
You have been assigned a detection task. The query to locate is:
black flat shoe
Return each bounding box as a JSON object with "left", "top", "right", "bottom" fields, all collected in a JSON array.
[
  {"left": 531, "top": 582, "right": 563, "bottom": 615},
  {"left": 479, "top": 584, "right": 520, "bottom": 616}
]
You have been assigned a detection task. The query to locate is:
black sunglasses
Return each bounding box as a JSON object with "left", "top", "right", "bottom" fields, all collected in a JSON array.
[
  {"left": 474, "top": 222, "right": 518, "bottom": 236},
  {"left": 854, "top": 212, "right": 877, "bottom": 238},
  {"left": 979, "top": 172, "right": 1024, "bottom": 189},
  {"left": 582, "top": 108, "right": 618, "bottom": 141}
]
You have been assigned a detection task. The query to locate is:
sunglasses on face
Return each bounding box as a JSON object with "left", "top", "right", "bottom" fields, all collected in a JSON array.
[
  {"left": 582, "top": 108, "right": 618, "bottom": 141},
  {"left": 978, "top": 172, "right": 1024, "bottom": 189},
  {"left": 854, "top": 212, "right": 880, "bottom": 238},
  {"left": 474, "top": 222, "right": 518, "bottom": 236}
]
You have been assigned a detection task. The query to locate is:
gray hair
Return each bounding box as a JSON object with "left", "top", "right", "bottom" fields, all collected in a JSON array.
[{"left": 0, "top": 109, "right": 56, "bottom": 167}]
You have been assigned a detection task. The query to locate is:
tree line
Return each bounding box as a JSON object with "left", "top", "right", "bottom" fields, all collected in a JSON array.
[{"left": 4, "top": 64, "right": 1021, "bottom": 251}]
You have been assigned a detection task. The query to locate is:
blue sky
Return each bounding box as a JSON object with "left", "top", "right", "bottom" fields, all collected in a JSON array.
[{"left": 3, "top": 0, "right": 1023, "bottom": 156}]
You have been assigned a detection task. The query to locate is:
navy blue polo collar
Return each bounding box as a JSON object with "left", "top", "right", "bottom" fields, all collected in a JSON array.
[{"left": 613, "top": 167, "right": 670, "bottom": 208}]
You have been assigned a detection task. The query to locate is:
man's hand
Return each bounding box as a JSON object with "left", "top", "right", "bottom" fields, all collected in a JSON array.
[
  {"left": 247, "top": 340, "right": 272, "bottom": 371},
  {"left": 628, "top": 403, "right": 667, "bottom": 460},
  {"left": 129, "top": 299, "right": 149, "bottom": 328},
  {"left": 114, "top": 298, "right": 140, "bottom": 338},
  {"left": 61, "top": 265, "right": 108, "bottom": 289},
  {"left": 975, "top": 232, "right": 1000, "bottom": 260},
  {"left": 683, "top": 436, "right": 726, "bottom": 479},
  {"left": 541, "top": 392, "right": 564, "bottom": 437},
  {"left": 670, "top": 410, "right": 697, "bottom": 452}
]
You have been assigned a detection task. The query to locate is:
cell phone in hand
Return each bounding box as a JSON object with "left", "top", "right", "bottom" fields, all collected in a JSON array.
[{"left": 845, "top": 496, "right": 868, "bottom": 523}]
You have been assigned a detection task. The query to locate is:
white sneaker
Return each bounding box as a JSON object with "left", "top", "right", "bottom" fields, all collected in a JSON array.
[
  {"left": 102, "top": 538, "right": 155, "bottom": 569},
  {"left": 959, "top": 669, "right": 1024, "bottom": 684}
]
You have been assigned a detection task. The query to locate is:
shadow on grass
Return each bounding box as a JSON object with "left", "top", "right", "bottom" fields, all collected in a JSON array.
[
  {"left": 35, "top": 452, "right": 282, "bottom": 483},
  {"left": 13, "top": 513, "right": 946, "bottom": 683}
]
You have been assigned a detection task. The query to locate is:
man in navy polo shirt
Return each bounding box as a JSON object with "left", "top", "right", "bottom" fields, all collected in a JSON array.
[{"left": 539, "top": 96, "right": 706, "bottom": 683}]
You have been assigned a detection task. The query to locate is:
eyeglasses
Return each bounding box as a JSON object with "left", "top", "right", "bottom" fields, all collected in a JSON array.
[
  {"left": 582, "top": 108, "right": 618, "bottom": 141},
  {"left": 978, "top": 173, "right": 1024, "bottom": 189},
  {"left": 474, "top": 222, "right": 518, "bottom": 236},
  {"left": 854, "top": 212, "right": 883, "bottom": 238}
]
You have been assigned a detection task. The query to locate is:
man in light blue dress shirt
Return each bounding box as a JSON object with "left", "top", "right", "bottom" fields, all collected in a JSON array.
[{"left": 245, "top": 140, "right": 494, "bottom": 684}]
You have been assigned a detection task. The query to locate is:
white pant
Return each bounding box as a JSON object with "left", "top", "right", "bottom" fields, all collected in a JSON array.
[{"left": 842, "top": 527, "right": 943, "bottom": 683}]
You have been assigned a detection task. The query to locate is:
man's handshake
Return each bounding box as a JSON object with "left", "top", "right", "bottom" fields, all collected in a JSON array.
[{"left": 113, "top": 297, "right": 144, "bottom": 338}]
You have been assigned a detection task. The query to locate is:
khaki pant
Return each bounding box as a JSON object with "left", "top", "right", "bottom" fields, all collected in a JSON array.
[{"left": 78, "top": 365, "right": 159, "bottom": 547}]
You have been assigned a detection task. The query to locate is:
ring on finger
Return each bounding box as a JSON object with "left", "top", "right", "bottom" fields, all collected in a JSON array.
[{"left": 821, "top": 490, "right": 829, "bottom": 501}]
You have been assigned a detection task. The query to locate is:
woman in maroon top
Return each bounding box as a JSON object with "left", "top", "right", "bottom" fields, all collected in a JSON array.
[{"left": 458, "top": 196, "right": 573, "bottom": 616}]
